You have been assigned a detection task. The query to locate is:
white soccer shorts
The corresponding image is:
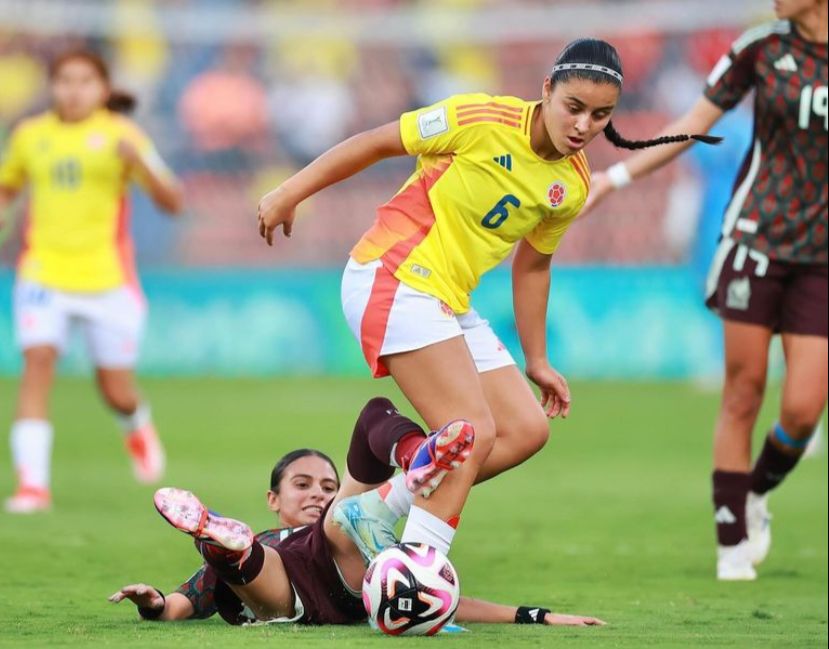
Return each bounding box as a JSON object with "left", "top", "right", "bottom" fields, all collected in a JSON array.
[
  {"left": 13, "top": 280, "right": 147, "bottom": 368},
  {"left": 341, "top": 257, "right": 514, "bottom": 378}
]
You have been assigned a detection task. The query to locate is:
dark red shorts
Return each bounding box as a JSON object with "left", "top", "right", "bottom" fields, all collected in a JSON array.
[
  {"left": 706, "top": 239, "right": 828, "bottom": 337},
  {"left": 214, "top": 504, "right": 365, "bottom": 626}
]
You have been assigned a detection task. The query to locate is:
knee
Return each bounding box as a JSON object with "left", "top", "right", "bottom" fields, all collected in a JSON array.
[
  {"left": 722, "top": 371, "right": 765, "bottom": 421},
  {"left": 502, "top": 412, "right": 550, "bottom": 460},
  {"left": 467, "top": 414, "right": 497, "bottom": 463},
  {"left": 22, "top": 348, "right": 57, "bottom": 376},
  {"left": 780, "top": 401, "right": 824, "bottom": 438}
]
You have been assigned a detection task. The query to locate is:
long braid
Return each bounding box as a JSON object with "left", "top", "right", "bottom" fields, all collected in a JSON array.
[{"left": 604, "top": 120, "right": 722, "bottom": 150}]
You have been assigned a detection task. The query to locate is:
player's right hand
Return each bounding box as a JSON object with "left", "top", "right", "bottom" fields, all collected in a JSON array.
[
  {"left": 258, "top": 187, "right": 297, "bottom": 246},
  {"left": 579, "top": 171, "right": 614, "bottom": 218},
  {"left": 108, "top": 584, "right": 165, "bottom": 611}
]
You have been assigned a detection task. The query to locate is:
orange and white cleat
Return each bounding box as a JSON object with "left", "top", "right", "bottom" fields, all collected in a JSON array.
[
  {"left": 126, "top": 424, "right": 166, "bottom": 484},
  {"left": 4, "top": 485, "right": 52, "bottom": 514}
]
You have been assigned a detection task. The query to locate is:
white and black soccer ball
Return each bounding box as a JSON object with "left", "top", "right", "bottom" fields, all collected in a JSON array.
[{"left": 362, "top": 543, "right": 460, "bottom": 636}]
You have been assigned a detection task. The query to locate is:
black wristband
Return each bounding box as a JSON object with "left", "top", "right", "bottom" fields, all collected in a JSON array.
[
  {"left": 138, "top": 589, "right": 166, "bottom": 621},
  {"left": 515, "top": 606, "right": 550, "bottom": 624}
]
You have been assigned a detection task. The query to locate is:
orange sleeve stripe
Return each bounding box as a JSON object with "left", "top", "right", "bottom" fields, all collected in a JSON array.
[
  {"left": 456, "top": 102, "right": 523, "bottom": 115},
  {"left": 571, "top": 151, "right": 590, "bottom": 183},
  {"left": 457, "top": 116, "right": 522, "bottom": 128},
  {"left": 457, "top": 107, "right": 526, "bottom": 121},
  {"left": 569, "top": 156, "right": 590, "bottom": 192}
]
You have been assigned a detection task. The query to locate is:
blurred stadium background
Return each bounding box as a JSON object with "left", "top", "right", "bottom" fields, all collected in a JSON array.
[{"left": 0, "top": 0, "right": 774, "bottom": 380}]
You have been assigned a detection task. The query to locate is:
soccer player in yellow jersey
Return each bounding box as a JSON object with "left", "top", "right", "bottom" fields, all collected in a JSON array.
[
  {"left": 256, "top": 39, "right": 717, "bottom": 558},
  {"left": 0, "top": 50, "right": 183, "bottom": 513}
]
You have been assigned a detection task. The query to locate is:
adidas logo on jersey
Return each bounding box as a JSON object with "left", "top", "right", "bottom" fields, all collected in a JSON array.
[
  {"left": 492, "top": 154, "right": 512, "bottom": 171},
  {"left": 773, "top": 54, "right": 797, "bottom": 72},
  {"left": 715, "top": 506, "right": 737, "bottom": 524}
]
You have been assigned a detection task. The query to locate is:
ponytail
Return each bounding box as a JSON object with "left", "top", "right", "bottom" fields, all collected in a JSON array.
[
  {"left": 603, "top": 120, "right": 722, "bottom": 150},
  {"left": 106, "top": 90, "right": 137, "bottom": 114}
]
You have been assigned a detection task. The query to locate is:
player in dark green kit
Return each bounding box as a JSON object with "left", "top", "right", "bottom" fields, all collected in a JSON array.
[{"left": 585, "top": 0, "right": 827, "bottom": 581}]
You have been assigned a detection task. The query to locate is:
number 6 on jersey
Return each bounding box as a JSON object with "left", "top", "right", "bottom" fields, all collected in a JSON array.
[{"left": 481, "top": 194, "right": 521, "bottom": 229}]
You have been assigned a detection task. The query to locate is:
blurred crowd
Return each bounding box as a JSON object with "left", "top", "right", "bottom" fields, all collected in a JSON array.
[{"left": 0, "top": 0, "right": 754, "bottom": 270}]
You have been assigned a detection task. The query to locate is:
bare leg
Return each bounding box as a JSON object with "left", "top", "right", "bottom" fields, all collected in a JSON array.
[
  {"left": 95, "top": 368, "right": 140, "bottom": 415},
  {"left": 226, "top": 548, "right": 295, "bottom": 620},
  {"left": 713, "top": 322, "right": 772, "bottom": 472},
  {"left": 16, "top": 346, "right": 58, "bottom": 420}
]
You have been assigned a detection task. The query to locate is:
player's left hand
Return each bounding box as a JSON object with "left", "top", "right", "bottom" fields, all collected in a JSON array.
[
  {"left": 544, "top": 612, "right": 606, "bottom": 626},
  {"left": 526, "top": 363, "right": 571, "bottom": 419},
  {"left": 116, "top": 139, "right": 141, "bottom": 166},
  {"left": 108, "top": 583, "right": 164, "bottom": 611}
]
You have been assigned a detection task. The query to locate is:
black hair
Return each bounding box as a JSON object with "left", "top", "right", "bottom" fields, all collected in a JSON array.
[
  {"left": 269, "top": 449, "right": 340, "bottom": 493},
  {"left": 50, "top": 49, "right": 137, "bottom": 114},
  {"left": 552, "top": 38, "right": 721, "bottom": 149}
]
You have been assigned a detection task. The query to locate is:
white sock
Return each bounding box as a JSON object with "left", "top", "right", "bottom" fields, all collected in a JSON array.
[
  {"left": 381, "top": 473, "right": 414, "bottom": 519},
  {"left": 10, "top": 419, "right": 54, "bottom": 490},
  {"left": 116, "top": 402, "right": 152, "bottom": 435},
  {"left": 400, "top": 505, "right": 456, "bottom": 556}
]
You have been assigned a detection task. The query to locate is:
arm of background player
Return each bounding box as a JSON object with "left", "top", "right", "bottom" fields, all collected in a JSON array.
[
  {"left": 117, "top": 139, "right": 184, "bottom": 216},
  {"left": 257, "top": 120, "right": 407, "bottom": 244},
  {"left": 584, "top": 96, "right": 724, "bottom": 214},
  {"left": 0, "top": 185, "right": 20, "bottom": 230},
  {"left": 455, "top": 596, "right": 605, "bottom": 626},
  {"left": 512, "top": 239, "right": 571, "bottom": 419}
]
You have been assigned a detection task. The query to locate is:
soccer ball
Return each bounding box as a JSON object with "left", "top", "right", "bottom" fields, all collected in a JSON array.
[{"left": 362, "top": 543, "right": 460, "bottom": 636}]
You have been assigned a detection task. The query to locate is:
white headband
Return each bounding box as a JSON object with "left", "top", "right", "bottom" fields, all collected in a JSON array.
[{"left": 552, "top": 63, "right": 623, "bottom": 84}]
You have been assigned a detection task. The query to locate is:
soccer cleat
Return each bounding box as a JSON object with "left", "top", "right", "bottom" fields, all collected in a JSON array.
[
  {"left": 153, "top": 487, "right": 253, "bottom": 551},
  {"left": 126, "top": 424, "right": 166, "bottom": 484},
  {"left": 716, "top": 540, "right": 757, "bottom": 581},
  {"left": 4, "top": 486, "right": 51, "bottom": 514},
  {"left": 405, "top": 420, "right": 475, "bottom": 498},
  {"left": 745, "top": 491, "right": 772, "bottom": 566},
  {"left": 332, "top": 490, "right": 399, "bottom": 564}
]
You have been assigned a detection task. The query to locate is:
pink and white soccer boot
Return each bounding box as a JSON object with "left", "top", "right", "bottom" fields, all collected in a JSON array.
[{"left": 153, "top": 487, "right": 253, "bottom": 551}]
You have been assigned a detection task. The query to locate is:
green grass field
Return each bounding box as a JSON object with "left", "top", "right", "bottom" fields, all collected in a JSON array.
[{"left": 0, "top": 377, "right": 825, "bottom": 648}]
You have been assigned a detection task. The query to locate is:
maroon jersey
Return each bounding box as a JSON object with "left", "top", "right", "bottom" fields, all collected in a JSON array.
[{"left": 704, "top": 20, "right": 828, "bottom": 264}]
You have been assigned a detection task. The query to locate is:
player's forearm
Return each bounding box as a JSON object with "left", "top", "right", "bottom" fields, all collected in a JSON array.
[
  {"left": 618, "top": 96, "right": 724, "bottom": 181},
  {"left": 156, "top": 592, "right": 196, "bottom": 621},
  {"left": 0, "top": 185, "right": 18, "bottom": 212},
  {"left": 134, "top": 159, "right": 184, "bottom": 215},
  {"left": 277, "top": 121, "right": 406, "bottom": 206},
  {"left": 512, "top": 244, "right": 552, "bottom": 369},
  {"left": 455, "top": 596, "right": 517, "bottom": 623}
]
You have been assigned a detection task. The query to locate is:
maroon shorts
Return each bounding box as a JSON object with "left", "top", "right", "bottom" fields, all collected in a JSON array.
[
  {"left": 214, "top": 504, "right": 366, "bottom": 626},
  {"left": 706, "top": 239, "right": 828, "bottom": 337}
]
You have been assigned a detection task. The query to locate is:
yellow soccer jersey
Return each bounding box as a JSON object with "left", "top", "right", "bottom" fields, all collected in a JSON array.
[
  {"left": 351, "top": 92, "right": 590, "bottom": 313},
  {"left": 0, "top": 109, "right": 169, "bottom": 292}
]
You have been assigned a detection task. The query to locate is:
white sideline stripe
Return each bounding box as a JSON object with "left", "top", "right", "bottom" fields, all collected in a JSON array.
[{"left": 721, "top": 138, "right": 762, "bottom": 237}]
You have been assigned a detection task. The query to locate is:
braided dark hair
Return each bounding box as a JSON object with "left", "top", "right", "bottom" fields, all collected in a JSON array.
[{"left": 552, "top": 38, "right": 721, "bottom": 149}]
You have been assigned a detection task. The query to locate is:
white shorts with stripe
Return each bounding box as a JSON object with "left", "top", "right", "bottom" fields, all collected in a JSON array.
[
  {"left": 13, "top": 280, "right": 147, "bottom": 368},
  {"left": 341, "top": 258, "right": 514, "bottom": 378}
]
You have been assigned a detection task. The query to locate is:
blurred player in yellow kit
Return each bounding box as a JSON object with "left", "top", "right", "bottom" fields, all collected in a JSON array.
[{"left": 0, "top": 50, "right": 184, "bottom": 513}]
